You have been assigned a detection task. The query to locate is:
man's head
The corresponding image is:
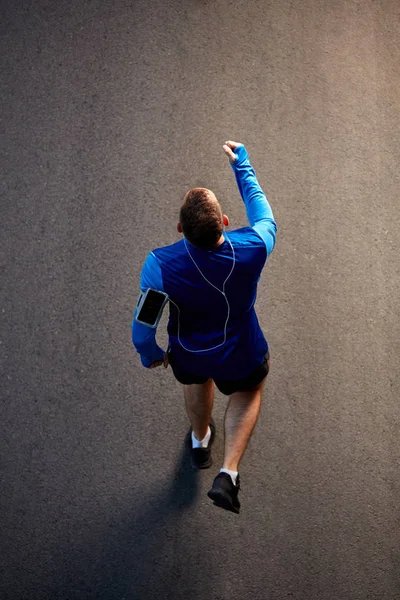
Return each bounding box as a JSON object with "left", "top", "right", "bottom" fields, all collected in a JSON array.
[{"left": 177, "top": 188, "right": 229, "bottom": 251}]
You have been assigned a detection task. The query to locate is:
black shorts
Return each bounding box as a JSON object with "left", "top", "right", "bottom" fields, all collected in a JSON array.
[{"left": 167, "top": 349, "right": 270, "bottom": 396}]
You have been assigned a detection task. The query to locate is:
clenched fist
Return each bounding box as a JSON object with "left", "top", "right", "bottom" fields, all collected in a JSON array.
[{"left": 222, "top": 140, "right": 242, "bottom": 163}]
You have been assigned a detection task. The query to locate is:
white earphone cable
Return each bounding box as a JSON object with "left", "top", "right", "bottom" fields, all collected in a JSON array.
[{"left": 168, "top": 234, "right": 235, "bottom": 353}]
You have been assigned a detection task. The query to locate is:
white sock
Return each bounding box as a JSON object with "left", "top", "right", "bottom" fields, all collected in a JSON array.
[
  {"left": 192, "top": 426, "right": 211, "bottom": 449},
  {"left": 220, "top": 468, "right": 238, "bottom": 485}
]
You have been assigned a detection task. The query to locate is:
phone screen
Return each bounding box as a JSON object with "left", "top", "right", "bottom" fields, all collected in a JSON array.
[{"left": 137, "top": 289, "right": 166, "bottom": 325}]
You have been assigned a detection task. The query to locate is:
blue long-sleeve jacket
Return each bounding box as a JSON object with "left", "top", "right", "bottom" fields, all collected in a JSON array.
[{"left": 132, "top": 144, "right": 277, "bottom": 379}]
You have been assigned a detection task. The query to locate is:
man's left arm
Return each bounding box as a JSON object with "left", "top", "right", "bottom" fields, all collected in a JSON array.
[{"left": 132, "top": 252, "right": 166, "bottom": 368}]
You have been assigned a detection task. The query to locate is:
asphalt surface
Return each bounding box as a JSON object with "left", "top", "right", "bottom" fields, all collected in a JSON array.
[{"left": 1, "top": 1, "right": 400, "bottom": 599}]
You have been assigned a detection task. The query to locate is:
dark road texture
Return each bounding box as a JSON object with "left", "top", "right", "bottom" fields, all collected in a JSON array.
[{"left": 1, "top": 1, "right": 399, "bottom": 599}]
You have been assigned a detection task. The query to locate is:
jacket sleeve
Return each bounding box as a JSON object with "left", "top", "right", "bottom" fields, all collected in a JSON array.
[
  {"left": 132, "top": 252, "right": 166, "bottom": 368},
  {"left": 231, "top": 145, "right": 277, "bottom": 257}
]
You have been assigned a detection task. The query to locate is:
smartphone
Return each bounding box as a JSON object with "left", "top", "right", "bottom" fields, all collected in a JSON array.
[{"left": 135, "top": 288, "right": 169, "bottom": 328}]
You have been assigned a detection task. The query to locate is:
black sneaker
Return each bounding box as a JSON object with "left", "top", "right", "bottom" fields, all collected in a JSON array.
[
  {"left": 189, "top": 420, "right": 216, "bottom": 469},
  {"left": 207, "top": 472, "right": 241, "bottom": 514}
]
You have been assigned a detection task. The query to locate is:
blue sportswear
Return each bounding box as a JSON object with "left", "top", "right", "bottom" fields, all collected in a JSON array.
[{"left": 132, "top": 144, "right": 277, "bottom": 379}]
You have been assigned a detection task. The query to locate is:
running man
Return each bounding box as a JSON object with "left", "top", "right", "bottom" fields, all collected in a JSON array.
[{"left": 132, "top": 141, "right": 277, "bottom": 514}]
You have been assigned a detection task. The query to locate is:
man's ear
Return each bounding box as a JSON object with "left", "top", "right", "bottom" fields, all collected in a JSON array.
[
  {"left": 177, "top": 222, "right": 183, "bottom": 233},
  {"left": 223, "top": 215, "right": 229, "bottom": 227}
]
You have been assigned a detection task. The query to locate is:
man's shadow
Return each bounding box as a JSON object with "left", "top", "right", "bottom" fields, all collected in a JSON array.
[{"left": 50, "top": 433, "right": 207, "bottom": 600}]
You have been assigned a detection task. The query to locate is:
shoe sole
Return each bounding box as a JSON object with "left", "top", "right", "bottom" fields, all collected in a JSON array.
[{"left": 207, "top": 488, "right": 240, "bottom": 514}]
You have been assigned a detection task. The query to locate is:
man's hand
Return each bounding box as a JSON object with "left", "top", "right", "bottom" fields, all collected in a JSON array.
[
  {"left": 149, "top": 351, "right": 169, "bottom": 369},
  {"left": 223, "top": 140, "right": 242, "bottom": 163}
]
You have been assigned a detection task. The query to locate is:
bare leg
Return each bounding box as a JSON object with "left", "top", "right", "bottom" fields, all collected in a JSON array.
[
  {"left": 184, "top": 379, "right": 214, "bottom": 441},
  {"left": 223, "top": 377, "right": 267, "bottom": 472}
]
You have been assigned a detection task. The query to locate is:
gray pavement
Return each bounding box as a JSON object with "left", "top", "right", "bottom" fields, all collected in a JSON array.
[{"left": 1, "top": 1, "right": 399, "bottom": 599}]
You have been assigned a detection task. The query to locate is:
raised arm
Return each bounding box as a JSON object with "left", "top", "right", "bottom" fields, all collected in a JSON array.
[{"left": 223, "top": 141, "right": 277, "bottom": 256}]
